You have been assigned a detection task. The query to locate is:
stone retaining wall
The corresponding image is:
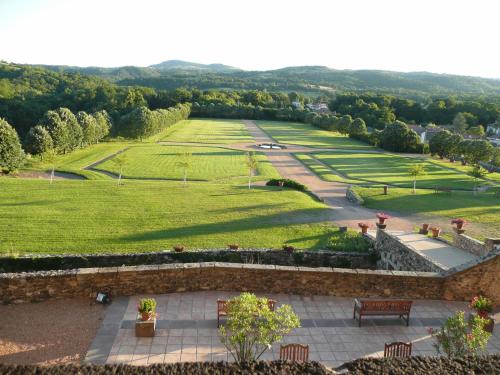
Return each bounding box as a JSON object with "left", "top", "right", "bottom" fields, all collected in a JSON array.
[
  {"left": 346, "top": 186, "right": 364, "bottom": 205},
  {"left": 375, "top": 229, "right": 443, "bottom": 272},
  {"left": 0, "top": 263, "right": 443, "bottom": 304},
  {"left": 451, "top": 232, "right": 489, "bottom": 257},
  {"left": 0, "top": 249, "right": 376, "bottom": 273}
]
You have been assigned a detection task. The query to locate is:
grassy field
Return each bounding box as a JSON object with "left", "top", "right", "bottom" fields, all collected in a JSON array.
[
  {"left": 294, "top": 153, "right": 365, "bottom": 184},
  {"left": 354, "top": 186, "right": 499, "bottom": 239},
  {"left": 160, "top": 119, "right": 253, "bottom": 144},
  {"left": 95, "top": 144, "right": 279, "bottom": 181},
  {"left": 24, "top": 142, "right": 131, "bottom": 179},
  {"left": 255, "top": 120, "right": 375, "bottom": 149},
  {"left": 427, "top": 157, "right": 500, "bottom": 183},
  {"left": 310, "top": 151, "right": 491, "bottom": 190},
  {"left": 0, "top": 179, "right": 335, "bottom": 254}
]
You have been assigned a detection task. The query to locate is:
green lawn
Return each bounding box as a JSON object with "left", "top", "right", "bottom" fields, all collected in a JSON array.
[
  {"left": 294, "top": 153, "right": 365, "bottom": 184},
  {"left": 24, "top": 142, "right": 131, "bottom": 179},
  {"left": 95, "top": 144, "right": 279, "bottom": 181},
  {"left": 0, "top": 179, "right": 335, "bottom": 254},
  {"left": 310, "top": 151, "right": 492, "bottom": 190},
  {"left": 161, "top": 119, "right": 253, "bottom": 144},
  {"left": 354, "top": 186, "right": 499, "bottom": 239},
  {"left": 255, "top": 120, "right": 375, "bottom": 149},
  {"left": 427, "top": 157, "right": 500, "bottom": 183}
]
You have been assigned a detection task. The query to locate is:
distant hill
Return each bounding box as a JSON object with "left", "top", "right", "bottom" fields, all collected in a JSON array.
[
  {"left": 149, "top": 60, "right": 240, "bottom": 73},
  {"left": 17, "top": 61, "right": 500, "bottom": 97}
]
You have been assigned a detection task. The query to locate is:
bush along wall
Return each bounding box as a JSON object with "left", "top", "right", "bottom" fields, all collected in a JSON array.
[
  {"left": 0, "top": 361, "right": 332, "bottom": 375},
  {"left": 0, "top": 248, "right": 376, "bottom": 273},
  {"left": 266, "top": 178, "right": 308, "bottom": 191}
]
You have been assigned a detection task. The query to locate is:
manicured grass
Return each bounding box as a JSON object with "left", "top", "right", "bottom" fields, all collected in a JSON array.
[
  {"left": 95, "top": 145, "right": 279, "bottom": 181},
  {"left": 161, "top": 119, "right": 253, "bottom": 144},
  {"left": 294, "top": 153, "right": 365, "bottom": 184},
  {"left": 427, "top": 157, "right": 500, "bottom": 183},
  {"left": 0, "top": 179, "right": 335, "bottom": 254},
  {"left": 255, "top": 120, "right": 375, "bottom": 149},
  {"left": 24, "top": 142, "right": 131, "bottom": 179},
  {"left": 354, "top": 186, "right": 499, "bottom": 238},
  {"left": 311, "top": 151, "right": 491, "bottom": 190}
]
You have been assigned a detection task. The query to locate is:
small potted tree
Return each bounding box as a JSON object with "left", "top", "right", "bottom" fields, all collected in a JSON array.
[
  {"left": 358, "top": 222, "right": 369, "bottom": 234},
  {"left": 376, "top": 213, "right": 390, "bottom": 229},
  {"left": 228, "top": 244, "right": 240, "bottom": 250},
  {"left": 470, "top": 295, "right": 494, "bottom": 333},
  {"left": 451, "top": 218, "right": 467, "bottom": 234},
  {"left": 430, "top": 226, "right": 441, "bottom": 238},
  {"left": 282, "top": 244, "right": 295, "bottom": 253},
  {"left": 173, "top": 245, "right": 185, "bottom": 252},
  {"left": 136, "top": 298, "right": 157, "bottom": 337}
]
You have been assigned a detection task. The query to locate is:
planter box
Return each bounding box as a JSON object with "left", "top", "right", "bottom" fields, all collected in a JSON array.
[{"left": 135, "top": 315, "right": 156, "bottom": 337}]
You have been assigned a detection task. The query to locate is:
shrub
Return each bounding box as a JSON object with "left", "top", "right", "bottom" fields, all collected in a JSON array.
[
  {"left": 327, "top": 230, "right": 371, "bottom": 252},
  {"left": 137, "top": 298, "right": 156, "bottom": 313},
  {"left": 266, "top": 178, "right": 307, "bottom": 191}
]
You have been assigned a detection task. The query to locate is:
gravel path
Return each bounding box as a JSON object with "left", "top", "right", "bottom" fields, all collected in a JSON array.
[{"left": 0, "top": 299, "right": 105, "bottom": 365}]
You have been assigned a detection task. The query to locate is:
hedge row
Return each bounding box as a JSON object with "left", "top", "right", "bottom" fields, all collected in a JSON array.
[
  {"left": 0, "top": 361, "right": 332, "bottom": 375},
  {"left": 338, "top": 355, "right": 500, "bottom": 374},
  {"left": 266, "top": 178, "right": 308, "bottom": 192}
]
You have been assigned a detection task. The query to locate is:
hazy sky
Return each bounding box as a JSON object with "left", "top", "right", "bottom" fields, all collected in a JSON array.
[{"left": 1, "top": 0, "right": 499, "bottom": 78}]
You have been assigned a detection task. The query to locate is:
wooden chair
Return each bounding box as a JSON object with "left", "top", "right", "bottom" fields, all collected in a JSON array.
[
  {"left": 217, "top": 298, "right": 277, "bottom": 327},
  {"left": 280, "top": 344, "right": 309, "bottom": 362},
  {"left": 384, "top": 342, "right": 412, "bottom": 358}
]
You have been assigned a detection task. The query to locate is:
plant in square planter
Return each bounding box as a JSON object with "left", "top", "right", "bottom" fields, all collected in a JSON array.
[
  {"left": 376, "top": 212, "right": 390, "bottom": 229},
  {"left": 419, "top": 223, "right": 430, "bottom": 235},
  {"left": 469, "top": 295, "right": 495, "bottom": 333},
  {"left": 228, "top": 244, "right": 240, "bottom": 250},
  {"left": 136, "top": 298, "right": 157, "bottom": 337},
  {"left": 173, "top": 245, "right": 185, "bottom": 252},
  {"left": 451, "top": 218, "right": 467, "bottom": 234},
  {"left": 430, "top": 226, "right": 441, "bottom": 238},
  {"left": 358, "top": 222, "right": 369, "bottom": 234},
  {"left": 282, "top": 245, "right": 295, "bottom": 253}
]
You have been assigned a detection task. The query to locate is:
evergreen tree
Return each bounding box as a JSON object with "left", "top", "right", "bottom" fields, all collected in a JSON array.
[{"left": 0, "top": 118, "right": 25, "bottom": 173}]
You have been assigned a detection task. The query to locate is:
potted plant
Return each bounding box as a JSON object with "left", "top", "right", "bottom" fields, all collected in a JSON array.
[
  {"left": 430, "top": 226, "right": 440, "bottom": 238},
  {"left": 282, "top": 245, "right": 295, "bottom": 253},
  {"left": 173, "top": 245, "right": 185, "bottom": 252},
  {"left": 229, "top": 244, "right": 240, "bottom": 250},
  {"left": 419, "top": 223, "right": 430, "bottom": 235},
  {"left": 138, "top": 298, "right": 157, "bottom": 321},
  {"left": 358, "top": 222, "right": 369, "bottom": 234},
  {"left": 376, "top": 212, "right": 390, "bottom": 225},
  {"left": 451, "top": 218, "right": 467, "bottom": 233},
  {"left": 470, "top": 295, "right": 494, "bottom": 332}
]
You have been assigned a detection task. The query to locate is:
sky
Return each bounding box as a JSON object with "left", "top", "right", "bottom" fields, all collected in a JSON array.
[{"left": 1, "top": 0, "right": 499, "bottom": 78}]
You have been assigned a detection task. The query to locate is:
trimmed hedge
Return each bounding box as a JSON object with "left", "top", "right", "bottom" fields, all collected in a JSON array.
[
  {"left": 266, "top": 179, "right": 308, "bottom": 192},
  {"left": 338, "top": 355, "right": 500, "bottom": 374},
  {"left": 0, "top": 361, "right": 332, "bottom": 374}
]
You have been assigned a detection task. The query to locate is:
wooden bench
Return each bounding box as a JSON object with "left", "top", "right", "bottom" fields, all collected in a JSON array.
[
  {"left": 353, "top": 299, "right": 412, "bottom": 327},
  {"left": 433, "top": 186, "right": 452, "bottom": 194},
  {"left": 384, "top": 342, "right": 412, "bottom": 358},
  {"left": 280, "top": 344, "right": 309, "bottom": 362},
  {"left": 217, "top": 298, "right": 277, "bottom": 327}
]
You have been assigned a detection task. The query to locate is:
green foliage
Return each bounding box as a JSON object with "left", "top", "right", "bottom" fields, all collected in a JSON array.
[
  {"left": 218, "top": 293, "right": 300, "bottom": 363},
  {"left": 348, "top": 117, "right": 367, "bottom": 137},
  {"left": 469, "top": 295, "right": 493, "bottom": 313},
  {"left": 24, "top": 125, "right": 53, "bottom": 157},
  {"left": 0, "top": 117, "right": 24, "bottom": 173},
  {"left": 266, "top": 178, "right": 308, "bottom": 191},
  {"left": 428, "top": 311, "right": 491, "bottom": 357},
  {"left": 137, "top": 298, "right": 156, "bottom": 313},
  {"left": 459, "top": 139, "right": 494, "bottom": 165},
  {"left": 327, "top": 230, "right": 371, "bottom": 252},
  {"left": 379, "top": 121, "right": 422, "bottom": 153},
  {"left": 453, "top": 112, "right": 468, "bottom": 134}
]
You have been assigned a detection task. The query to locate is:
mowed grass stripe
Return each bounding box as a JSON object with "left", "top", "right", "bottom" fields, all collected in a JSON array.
[
  {"left": 94, "top": 145, "right": 280, "bottom": 181},
  {"left": 0, "top": 179, "right": 334, "bottom": 254},
  {"left": 161, "top": 118, "right": 253, "bottom": 144},
  {"left": 255, "top": 120, "right": 375, "bottom": 149}
]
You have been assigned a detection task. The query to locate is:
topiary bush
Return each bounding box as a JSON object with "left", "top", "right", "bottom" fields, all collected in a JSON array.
[
  {"left": 0, "top": 361, "right": 332, "bottom": 374},
  {"left": 327, "top": 230, "right": 371, "bottom": 252},
  {"left": 266, "top": 178, "right": 308, "bottom": 192}
]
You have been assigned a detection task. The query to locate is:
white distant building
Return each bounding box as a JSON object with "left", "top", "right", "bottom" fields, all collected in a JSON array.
[{"left": 306, "top": 103, "right": 329, "bottom": 113}]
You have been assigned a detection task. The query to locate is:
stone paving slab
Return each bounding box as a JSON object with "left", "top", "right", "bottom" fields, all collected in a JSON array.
[{"left": 86, "top": 291, "right": 500, "bottom": 369}]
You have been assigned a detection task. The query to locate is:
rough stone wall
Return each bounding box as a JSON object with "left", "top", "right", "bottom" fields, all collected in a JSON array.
[
  {"left": 375, "top": 230, "right": 443, "bottom": 272},
  {"left": 346, "top": 186, "right": 364, "bottom": 205},
  {"left": 451, "top": 232, "right": 489, "bottom": 257},
  {"left": 0, "top": 263, "right": 444, "bottom": 304},
  {"left": 443, "top": 254, "right": 500, "bottom": 305}
]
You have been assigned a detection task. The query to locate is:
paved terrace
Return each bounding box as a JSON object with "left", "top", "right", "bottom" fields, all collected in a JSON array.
[{"left": 85, "top": 291, "right": 500, "bottom": 369}]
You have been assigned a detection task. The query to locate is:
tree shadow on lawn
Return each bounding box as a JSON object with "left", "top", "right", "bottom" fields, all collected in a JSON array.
[
  {"left": 118, "top": 208, "right": 334, "bottom": 243},
  {"left": 0, "top": 199, "right": 56, "bottom": 207},
  {"left": 207, "top": 203, "right": 287, "bottom": 214}
]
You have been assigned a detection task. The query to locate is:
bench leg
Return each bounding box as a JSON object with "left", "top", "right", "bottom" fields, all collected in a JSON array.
[
  {"left": 217, "top": 315, "right": 220, "bottom": 328},
  {"left": 358, "top": 314, "right": 362, "bottom": 327}
]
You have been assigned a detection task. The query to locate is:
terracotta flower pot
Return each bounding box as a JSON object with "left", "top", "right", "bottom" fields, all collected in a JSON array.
[
  {"left": 431, "top": 228, "right": 440, "bottom": 238},
  {"left": 422, "top": 223, "right": 430, "bottom": 231},
  {"left": 229, "top": 244, "right": 239, "bottom": 250},
  {"left": 358, "top": 223, "right": 369, "bottom": 234},
  {"left": 140, "top": 311, "right": 153, "bottom": 321},
  {"left": 456, "top": 222, "right": 464, "bottom": 230},
  {"left": 174, "top": 245, "right": 184, "bottom": 252},
  {"left": 283, "top": 245, "right": 295, "bottom": 253}
]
